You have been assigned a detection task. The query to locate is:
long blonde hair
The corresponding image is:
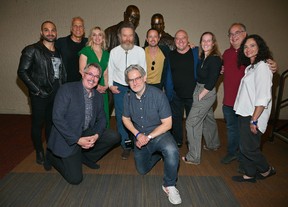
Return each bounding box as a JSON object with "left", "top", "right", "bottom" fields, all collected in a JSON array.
[{"left": 87, "top": 26, "right": 106, "bottom": 49}]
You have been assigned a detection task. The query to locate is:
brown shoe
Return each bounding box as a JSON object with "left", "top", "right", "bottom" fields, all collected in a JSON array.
[
  {"left": 181, "top": 157, "right": 200, "bottom": 165},
  {"left": 203, "top": 145, "right": 220, "bottom": 151}
]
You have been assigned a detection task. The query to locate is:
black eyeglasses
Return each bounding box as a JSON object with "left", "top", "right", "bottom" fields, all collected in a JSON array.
[{"left": 151, "top": 61, "right": 155, "bottom": 70}]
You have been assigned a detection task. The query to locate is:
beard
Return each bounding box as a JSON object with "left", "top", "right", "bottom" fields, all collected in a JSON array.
[
  {"left": 41, "top": 34, "right": 56, "bottom": 42},
  {"left": 120, "top": 40, "right": 134, "bottom": 51}
]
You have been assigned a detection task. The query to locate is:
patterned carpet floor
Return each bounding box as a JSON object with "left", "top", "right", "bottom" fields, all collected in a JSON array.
[{"left": 0, "top": 173, "right": 239, "bottom": 207}]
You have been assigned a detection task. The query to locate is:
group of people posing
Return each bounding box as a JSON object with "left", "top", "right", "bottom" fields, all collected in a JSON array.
[{"left": 17, "top": 5, "right": 277, "bottom": 205}]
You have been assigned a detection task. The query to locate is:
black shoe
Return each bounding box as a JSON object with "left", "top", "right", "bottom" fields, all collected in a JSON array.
[
  {"left": 256, "top": 167, "right": 276, "bottom": 180},
  {"left": 237, "top": 165, "right": 245, "bottom": 174},
  {"left": 43, "top": 160, "right": 52, "bottom": 171},
  {"left": 43, "top": 150, "right": 52, "bottom": 171},
  {"left": 232, "top": 175, "right": 256, "bottom": 183},
  {"left": 36, "top": 151, "right": 44, "bottom": 165},
  {"left": 221, "top": 154, "right": 237, "bottom": 164},
  {"left": 82, "top": 156, "right": 100, "bottom": 169},
  {"left": 177, "top": 143, "right": 182, "bottom": 148},
  {"left": 121, "top": 149, "right": 131, "bottom": 160}
]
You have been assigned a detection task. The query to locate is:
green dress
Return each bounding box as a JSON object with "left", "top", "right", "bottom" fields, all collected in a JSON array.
[{"left": 79, "top": 46, "right": 110, "bottom": 128}]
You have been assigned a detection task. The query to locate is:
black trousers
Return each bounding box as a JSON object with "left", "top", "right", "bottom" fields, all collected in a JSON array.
[
  {"left": 48, "top": 129, "right": 120, "bottom": 184},
  {"left": 30, "top": 93, "right": 56, "bottom": 153},
  {"left": 238, "top": 116, "right": 270, "bottom": 177}
]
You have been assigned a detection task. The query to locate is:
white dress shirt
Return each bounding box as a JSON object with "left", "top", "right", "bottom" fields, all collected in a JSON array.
[{"left": 108, "top": 45, "right": 146, "bottom": 86}]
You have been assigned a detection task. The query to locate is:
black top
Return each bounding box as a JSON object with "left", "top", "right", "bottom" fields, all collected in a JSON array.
[
  {"left": 197, "top": 55, "right": 221, "bottom": 91},
  {"left": 55, "top": 35, "right": 88, "bottom": 82},
  {"left": 169, "top": 49, "right": 196, "bottom": 98}
]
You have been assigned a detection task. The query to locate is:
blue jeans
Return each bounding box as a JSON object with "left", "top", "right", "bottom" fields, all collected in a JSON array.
[
  {"left": 134, "top": 132, "right": 179, "bottom": 187},
  {"left": 222, "top": 105, "right": 240, "bottom": 156},
  {"left": 113, "top": 82, "right": 130, "bottom": 148},
  {"left": 170, "top": 92, "right": 193, "bottom": 145}
]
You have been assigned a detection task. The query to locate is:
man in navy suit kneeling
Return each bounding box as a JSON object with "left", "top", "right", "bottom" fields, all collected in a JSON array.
[{"left": 46, "top": 63, "right": 120, "bottom": 185}]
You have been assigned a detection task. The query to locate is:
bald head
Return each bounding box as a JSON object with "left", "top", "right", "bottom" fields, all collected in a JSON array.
[{"left": 174, "top": 30, "right": 190, "bottom": 53}]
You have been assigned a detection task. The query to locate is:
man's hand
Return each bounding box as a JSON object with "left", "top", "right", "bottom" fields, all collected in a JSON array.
[
  {"left": 109, "top": 86, "right": 120, "bottom": 94},
  {"left": 97, "top": 85, "right": 108, "bottom": 93},
  {"left": 220, "top": 66, "right": 224, "bottom": 74},
  {"left": 267, "top": 59, "right": 278, "bottom": 74},
  {"left": 188, "top": 42, "right": 196, "bottom": 49},
  {"left": 77, "top": 134, "right": 99, "bottom": 149},
  {"left": 135, "top": 133, "right": 150, "bottom": 149}
]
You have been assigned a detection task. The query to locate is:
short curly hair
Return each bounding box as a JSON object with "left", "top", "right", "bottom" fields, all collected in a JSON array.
[{"left": 238, "top": 34, "right": 273, "bottom": 67}]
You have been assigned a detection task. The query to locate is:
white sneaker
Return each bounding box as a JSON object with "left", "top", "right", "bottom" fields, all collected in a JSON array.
[{"left": 162, "top": 185, "right": 182, "bottom": 205}]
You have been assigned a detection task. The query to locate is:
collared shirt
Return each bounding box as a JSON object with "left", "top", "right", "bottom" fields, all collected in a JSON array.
[
  {"left": 122, "top": 85, "right": 171, "bottom": 135},
  {"left": 83, "top": 87, "right": 94, "bottom": 130},
  {"left": 222, "top": 46, "right": 245, "bottom": 106},
  {"left": 108, "top": 45, "right": 146, "bottom": 86},
  {"left": 234, "top": 61, "right": 273, "bottom": 133}
]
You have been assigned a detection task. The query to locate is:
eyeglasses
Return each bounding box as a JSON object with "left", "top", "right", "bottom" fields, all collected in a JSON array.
[
  {"left": 228, "top": 31, "right": 244, "bottom": 38},
  {"left": 85, "top": 72, "right": 100, "bottom": 79},
  {"left": 127, "top": 76, "right": 142, "bottom": 83},
  {"left": 151, "top": 61, "right": 155, "bottom": 70}
]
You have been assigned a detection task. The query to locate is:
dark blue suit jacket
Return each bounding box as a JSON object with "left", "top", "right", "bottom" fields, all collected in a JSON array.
[{"left": 47, "top": 81, "right": 106, "bottom": 158}]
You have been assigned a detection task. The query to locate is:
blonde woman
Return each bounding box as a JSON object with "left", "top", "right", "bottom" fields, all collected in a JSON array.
[{"left": 79, "top": 27, "right": 110, "bottom": 127}]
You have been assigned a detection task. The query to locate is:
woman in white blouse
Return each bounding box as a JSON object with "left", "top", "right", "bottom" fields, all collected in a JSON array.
[{"left": 232, "top": 34, "right": 276, "bottom": 183}]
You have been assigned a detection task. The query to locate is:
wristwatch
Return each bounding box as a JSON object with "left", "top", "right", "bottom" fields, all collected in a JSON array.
[
  {"left": 250, "top": 120, "right": 258, "bottom": 126},
  {"left": 147, "top": 135, "right": 153, "bottom": 140}
]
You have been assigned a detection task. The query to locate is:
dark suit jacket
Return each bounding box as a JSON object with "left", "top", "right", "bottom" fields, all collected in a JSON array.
[{"left": 47, "top": 81, "right": 106, "bottom": 158}]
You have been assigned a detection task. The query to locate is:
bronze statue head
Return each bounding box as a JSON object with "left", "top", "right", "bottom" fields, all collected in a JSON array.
[
  {"left": 124, "top": 5, "right": 140, "bottom": 29},
  {"left": 151, "top": 13, "right": 165, "bottom": 34}
]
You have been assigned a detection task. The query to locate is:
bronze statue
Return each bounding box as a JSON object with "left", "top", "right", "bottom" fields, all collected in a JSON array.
[
  {"left": 145, "top": 13, "right": 175, "bottom": 50},
  {"left": 105, "top": 5, "right": 140, "bottom": 52}
]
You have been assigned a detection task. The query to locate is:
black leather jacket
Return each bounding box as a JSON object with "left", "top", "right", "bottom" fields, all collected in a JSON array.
[{"left": 17, "top": 41, "right": 67, "bottom": 98}]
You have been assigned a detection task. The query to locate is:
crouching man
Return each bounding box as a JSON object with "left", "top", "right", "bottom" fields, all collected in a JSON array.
[
  {"left": 45, "top": 63, "right": 120, "bottom": 184},
  {"left": 122, "top": 64, "right": 181, "bottom": 205}
]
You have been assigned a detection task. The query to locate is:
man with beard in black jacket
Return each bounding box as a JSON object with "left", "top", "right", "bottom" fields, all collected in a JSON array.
[{"left": 17, "top": 20, "right": 66, "bottom": 165}]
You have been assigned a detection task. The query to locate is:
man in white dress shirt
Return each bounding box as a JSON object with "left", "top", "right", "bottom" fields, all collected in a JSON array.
[{"left": 108, "top": 21, "right": 146, "bottom": 159}]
